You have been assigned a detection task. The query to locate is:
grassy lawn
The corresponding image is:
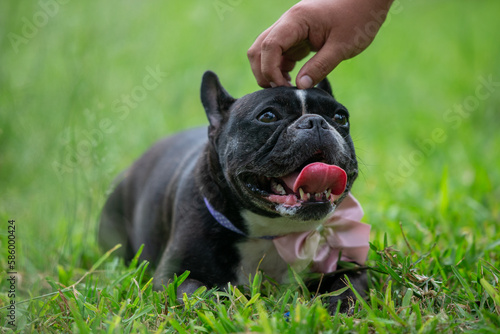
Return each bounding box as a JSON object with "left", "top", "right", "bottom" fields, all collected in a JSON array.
[{"left": 1, "top": 0, "right": 499, "bottom": 332}]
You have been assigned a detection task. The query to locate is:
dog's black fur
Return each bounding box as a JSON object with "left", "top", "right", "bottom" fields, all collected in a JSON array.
[{"left": 99, "top": 71, "right": 367, "bottom": 313}]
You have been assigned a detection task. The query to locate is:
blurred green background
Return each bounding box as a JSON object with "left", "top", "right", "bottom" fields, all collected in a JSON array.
[{"left": 1, "top": 0, "right": 499, "bottom": 298}]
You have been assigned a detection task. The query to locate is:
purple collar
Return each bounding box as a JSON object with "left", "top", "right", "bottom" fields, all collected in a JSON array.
[{"left": 203, "top": 197, "right": 275, "bottom": 240}]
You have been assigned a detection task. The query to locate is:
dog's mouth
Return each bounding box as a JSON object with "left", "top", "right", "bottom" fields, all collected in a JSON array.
[{"left": 242, "top": 161, "right": 348, "bottom": 210}]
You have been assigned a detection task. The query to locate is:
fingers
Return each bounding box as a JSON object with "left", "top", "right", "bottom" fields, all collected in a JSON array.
[
  {"left": 249, "top": 28, "right": 342, "bottom": 90},
  {"left": 248, "top": 26, "right": 274, "bottom": 87},
  {"left": 296, "top": 41, "right": 344, "bottom": 89},
  {"left": 248, "top": 17, "right": 308, "bottom": 88},
  {"left": 280, "top": 56, "right": 295, "bottom": 83},
  {"left": 249, "top": 0, "right": 394, "bottom": 90},
  {"left": 259, "top": 34, "right": 292, "bottom": 87}
]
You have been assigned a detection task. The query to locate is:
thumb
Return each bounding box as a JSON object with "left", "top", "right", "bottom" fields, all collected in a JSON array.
[{"left": 296, "top": 43, "right": 344, "bottom": 89}]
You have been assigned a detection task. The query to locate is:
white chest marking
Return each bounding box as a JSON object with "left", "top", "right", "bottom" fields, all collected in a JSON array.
[
  {"left": 235, "top": 238, "right": 289, "bottom": 285},
  {"left": 235, "top": 210, "right": 328, "bottom": 285},
  {"left": 241, "top": 209, "right": 325, "bottom": 238},
  {"left": 295, "top": 89, "right": 307, "bottom": 115}
]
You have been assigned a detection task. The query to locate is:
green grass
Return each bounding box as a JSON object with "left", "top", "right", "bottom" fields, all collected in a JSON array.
[{"left": 1, "top": 0, "right": 499, "bottom": 332}]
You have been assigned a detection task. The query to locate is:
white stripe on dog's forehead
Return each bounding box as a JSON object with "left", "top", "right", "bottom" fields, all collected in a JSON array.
[{"left": 295, "top": 90, "right": 307, "bottom": 115}]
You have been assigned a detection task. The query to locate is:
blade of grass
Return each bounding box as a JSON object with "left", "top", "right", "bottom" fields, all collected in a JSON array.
[
  {"left": 451, "top": 265, "right": 476, "bottom": 302},
  {"left": 1, "top": 244, "right": 122, "bottom": 309},
  {"left": 480, "top": 278, "right": 500, "bottom": 314}
]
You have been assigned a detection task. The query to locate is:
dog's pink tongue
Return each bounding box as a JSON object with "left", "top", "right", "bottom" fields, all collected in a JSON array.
[{"left": 281, "top": 163, "right": 347, "bottom": 195}]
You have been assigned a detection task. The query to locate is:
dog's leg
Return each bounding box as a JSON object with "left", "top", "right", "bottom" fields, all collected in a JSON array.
[
  {"left": 307, "top": 267, "right": 368, "bottom": 314},
  {"left": 178, "top": 278, "right": 207, "bottom": 296},
  {"left": 98, "top": 181, "right": 134, "bottom": 260}
]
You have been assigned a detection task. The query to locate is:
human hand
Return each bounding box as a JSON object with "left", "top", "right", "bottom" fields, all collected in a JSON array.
[{"left": 247, "top": 0, "right": 394, "bottom": 89}]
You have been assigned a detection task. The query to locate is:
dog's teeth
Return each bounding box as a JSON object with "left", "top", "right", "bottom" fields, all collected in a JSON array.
[
  {"left": 329, "top": 194, "right": 336, "bottom": 204},
  {"left": 271, "top": 179, "right": 285, "bottom": 195},
  {"left": 325, "top": 189, "right": 331, "bottom": 198},
  {"left": 299, "top": 188, "right": 306, "bottom": 200},
  {"left": 315, "top": 193, "right": 322, "bottom": 201},
  {"left": 306, "top": 192, "right": 311, "bottom": 200}
]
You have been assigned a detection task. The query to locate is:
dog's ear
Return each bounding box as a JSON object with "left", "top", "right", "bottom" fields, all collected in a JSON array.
[
  {"left": 201, "top": 71, "right": 235, "bottom": 130},
  {"left": 316, "top": 77, "right": 334, "bottom": 97}
]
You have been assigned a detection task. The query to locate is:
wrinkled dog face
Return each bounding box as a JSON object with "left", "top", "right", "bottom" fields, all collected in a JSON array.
[{"left": 202, "top": 73, "right": 358, "bottom": 222}]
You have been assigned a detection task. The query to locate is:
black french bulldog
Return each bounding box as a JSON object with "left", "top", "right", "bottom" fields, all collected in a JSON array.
[{"left": 98, "top": 71, "right": 367, "bottom": 312}]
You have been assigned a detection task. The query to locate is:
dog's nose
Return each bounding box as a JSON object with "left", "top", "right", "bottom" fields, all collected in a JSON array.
[{"left": 294, "top": 115, "right": 329, "bottom": 130}]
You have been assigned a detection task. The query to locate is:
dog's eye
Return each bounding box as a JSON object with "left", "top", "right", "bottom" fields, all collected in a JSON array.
[
  {"left": 333, "top": 113, "right": 348, "bottom": 126},
  {"left": 257, "top": 110, "right": 279, "bottom": 123}
]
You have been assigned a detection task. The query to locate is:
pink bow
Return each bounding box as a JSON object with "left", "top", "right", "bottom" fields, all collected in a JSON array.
[{"left": 272, "top": 193, "right": 370, "bottom": 273}]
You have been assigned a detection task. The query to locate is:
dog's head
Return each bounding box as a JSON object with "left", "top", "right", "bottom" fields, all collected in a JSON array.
[{"left": 201, "top": 71, "right": 358, "bottom": 223}]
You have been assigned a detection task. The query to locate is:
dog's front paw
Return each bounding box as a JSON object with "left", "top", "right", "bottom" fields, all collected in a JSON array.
[
  {"left": 307, "top": 267, "right": 368, "bottom": 314},
  {"left": 177, "top": 278, "right": 207, "bottom": 296},
  {"left": 327, "top": 284, "right": 359, "bottom": 314}
]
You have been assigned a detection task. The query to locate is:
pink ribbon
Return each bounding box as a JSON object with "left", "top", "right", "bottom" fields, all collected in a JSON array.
[{"left": 272, "top": 193, "right": 370, "bottom": 273}]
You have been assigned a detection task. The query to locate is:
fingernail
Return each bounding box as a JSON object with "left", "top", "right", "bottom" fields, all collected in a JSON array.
[
  {"left": 270, "top": 82, "right": 277, "bottom": 88},
  {"left": 298, "top": 75, "right": 313, "bottom": 89}
]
